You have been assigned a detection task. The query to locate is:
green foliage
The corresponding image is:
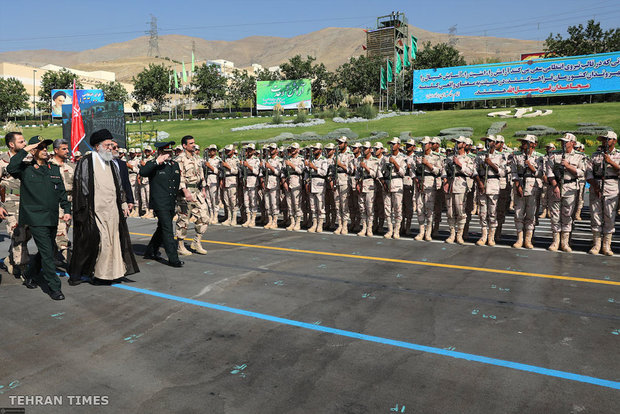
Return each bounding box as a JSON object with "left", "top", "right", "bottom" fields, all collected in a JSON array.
[
  {"left": 293, "top": 109, "right": 308, "bottom": 124},
  {"left": 336, "top": 106, "right": 349, "bottom": 118},
  {"left": 94, "top": 80, "right": 129, "bottom": 103},
  {"left": 132, "top": 63, "right": 172, "bottom": 112},
  {"left": 316, "top": 108, "right": 336, "bottom": 119},
  {"left": 228, "top": 69, "right": 256, "bottom": 109},
  {"left": 336, "top": 55, "right": 382, "bottom": 101},
  {"left": 192, "top": 63, "right": 227, "bottom": 112},
  {"left": 356, "top": 104, "right": 377, "bottom": 120},
  {"left": 545, "top": 20, "right": 620, "bottom": 56},
  {"left": 487, "top": 122, "right": 507, "bottom": 136},
  {"left": 414, "top": 42, "right": 466, "bottom": 69},
  {"left": 271, "top": 111, "right": 283, "bottom": 124},
  {"left": 37, "top": 68, "right": 82, "bottom": 112},
  {"left": 279, "top": 55, "right": 333, "bottom": 109},
  {"left": 0, "top": 77, "right": 30, "bottom": 121}
]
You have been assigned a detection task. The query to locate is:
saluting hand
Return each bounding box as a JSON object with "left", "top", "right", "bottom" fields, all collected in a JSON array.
[{"left": 62, "top": 213, "right": 71, "bottom": 222}]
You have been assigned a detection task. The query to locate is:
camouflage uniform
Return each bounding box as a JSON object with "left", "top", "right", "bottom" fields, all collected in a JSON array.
[
  {"left": 443, "top": 141, "right": 476, "bottom": 244},
  {"left": 176, "top": 150, "right": 209, "bottom": 254},
  {"left": 414, "top": 140, "right": 443, "bottom": 241},
  {"left": 355, "top": 145, "right": 379, "bottom": 237}
]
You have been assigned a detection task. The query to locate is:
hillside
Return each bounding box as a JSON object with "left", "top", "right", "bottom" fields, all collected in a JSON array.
[{"left": 0, "top": 26, "right": 545, "bottom": 82}]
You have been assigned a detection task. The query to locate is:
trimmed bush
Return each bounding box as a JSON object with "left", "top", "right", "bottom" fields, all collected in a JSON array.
[
  {"left": 439, "top": 127, "right": 473, "bottom": 137},
  {"left": 487, "top": 121, "right": 506, "bottom": 136}
]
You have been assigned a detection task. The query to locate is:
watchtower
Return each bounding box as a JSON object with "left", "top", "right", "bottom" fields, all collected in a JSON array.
[{"left": 366, "top": 12, "right": 408, "bottom": 63}]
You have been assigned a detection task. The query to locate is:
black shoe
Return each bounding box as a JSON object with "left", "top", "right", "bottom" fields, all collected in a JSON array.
[
  {"left": 68, "top": 278, "right": 85, "bottom": 286},
  {"left": 169, "top": 260, "right": 184, "bottom": 268},
  {"left": 23, "top": 278, "right": 38, "bottom": 289},
  {"left": 90, "top": 278, "right": 112, "bottom": 286},
  {"left": 114, "top": 276, "right": 136, "bottom": 283},
  {"left": 50, "top": 290, "right": 65, "bottom": 300}
]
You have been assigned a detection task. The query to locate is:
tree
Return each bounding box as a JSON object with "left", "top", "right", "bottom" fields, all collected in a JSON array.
[
  {"left": 228, "top": 69, "right": 256, "bottom": 110},
  {"left": 37, "top": 68, "right": 82, "bottom": 112},
  {"left": 414, "top": 42, "right": 466, "bottom": 69},
  {"left": 0, "top": 78, "right": 30, "bottom": 121},
  {"left": 545, "top": 20, "right": 620, "bottom": 56},
  {"left": 255, "top": 68, "right": 280, "bottom": 81},
  {"left": 336, "top": 55, "right": 383, "bottom": 99},
  {"left": 191, "top": 63, "right": 227, "bottom": 112},
  {"left": 132, "top": 64, "right": 172, "bottom": 112},
  {"left": 94, "top": 81, "right": 129, "bottom": 103},
  {"left": 279, "top": 55, "right": 336, "bottom": 109}
]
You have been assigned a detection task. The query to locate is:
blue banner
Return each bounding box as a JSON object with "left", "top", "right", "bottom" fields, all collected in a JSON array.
[
  {"left": 51, "top": 89, "right": 104, "bottom": 117},
  {"left": 413, "top": 51, "right": 620, "bottom": 104}
]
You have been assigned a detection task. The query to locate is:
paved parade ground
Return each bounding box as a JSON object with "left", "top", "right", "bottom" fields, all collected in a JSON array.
[{"left": 1, "top": 217, "right": 619, "bottom": 413}]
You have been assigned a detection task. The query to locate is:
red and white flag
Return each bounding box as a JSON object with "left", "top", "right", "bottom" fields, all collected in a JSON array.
[{"left": 70, "top": 80, "right": 85, "bottom": 159}]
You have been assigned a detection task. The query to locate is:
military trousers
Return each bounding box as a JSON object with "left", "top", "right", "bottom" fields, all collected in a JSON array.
[
  {"left": 334, "top": 183, "right": 351, "bottom": 223},
  {"left": 446, "top": 192, "right": 468, "bottom": 229},
  {"left": 403, "top": 185, "right": 414, "bottom": 222},
  {"left": 148, "top": 209, "right": 180, "bottom": 264},
  {"left": 478, "top": 192, "right": 499, "bottom": 230},
  {"left": 589, "top": 189, "right": 619, "bottom": 234},
  {"left": 416, "top": 186, "right": 436, "bottom": 226},
  {"left": 359, "top": 191, "right": 374, "bottom": 221},
  {"left": 309, "top": 188, "right": 326, "bottom": 220},
  {"left": 514, "top": 190, "right": 539, "bottom": 232},
  {"left": 176, "top": 190, "right": 209, "bottom": 238},
  {"left": 549, "top": 187, "right": 578, "bottom": 233},
  {"left": 223, "top": 186, "right": 238, "bottom": 219},
  {"left": 206, "top": 182, "right": 219, "bottom": 217},
  {"left": 265, "top": 187, "right": 280, "bottom": 215},
  {"left": 139, "top": 183, "right": 150, "bottom": 213},
  {"left": 244, "top": 186, "right": 259, "bottom": 214},
  {"left": 28, "top": 225, "right": 61, "bottom": 291},
  {"left": 285, "top": 186, "right": 303, "bottom": 218},
  {"left": 384, "top": 189, "right": 403, "bottom": 224},
  {"left": 4, "top": 199, "right": 31, "bottom": 266}
]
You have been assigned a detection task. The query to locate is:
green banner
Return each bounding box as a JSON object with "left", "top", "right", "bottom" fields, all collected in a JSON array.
[{"left": 256, "top": 79, "right": 312, "bottom": 110}]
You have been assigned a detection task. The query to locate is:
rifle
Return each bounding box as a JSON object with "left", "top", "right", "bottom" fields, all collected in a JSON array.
[
  {"left": 558, "top": 141, "right": 566, "bottom": 198},
  {"left": 328, "top": 149, "right": 338, "bottom": 189},
  {"left": 382, "top": 154, "right": 393, "bottom": 192},
  {"left": 240, "top": 145, "right": 247, "bottom": 186},
  {"left": 601, "top": 139, "right": 608, "bottom": 200}
]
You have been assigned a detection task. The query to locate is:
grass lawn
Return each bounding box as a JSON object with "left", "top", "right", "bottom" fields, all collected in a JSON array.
[{"left": 14, "top": 102, "right": 620, "bottom": 153}]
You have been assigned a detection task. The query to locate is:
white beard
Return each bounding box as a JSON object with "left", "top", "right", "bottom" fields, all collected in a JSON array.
[{"left": 97, "top": 148, "right": 114, "bottom": 162}]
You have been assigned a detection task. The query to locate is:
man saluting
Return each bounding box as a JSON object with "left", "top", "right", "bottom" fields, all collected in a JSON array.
[
  {"left": 7, "top": 136, "right": 71, "bottom": 300},
  {"left": 141, "top": 141, "right": 184, "bottom": 267}
]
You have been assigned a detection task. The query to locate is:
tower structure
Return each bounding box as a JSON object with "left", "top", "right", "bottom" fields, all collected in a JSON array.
[
  {"left": 366, "top": 12, "right": 408, "bottom": 63},
  {"left": 146, "top": 14, "right": 161, "bottom": 57}
]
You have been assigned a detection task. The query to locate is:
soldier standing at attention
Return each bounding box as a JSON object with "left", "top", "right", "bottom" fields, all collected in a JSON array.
[
  {"left": 414, "top": 137, "right": 443, "bottom": 241},
  {"left": 402, "top": 138, "right": 416, "bottom": 236},
  {"left": 241, "top": 144, "right": 261, "bottom": 228},
  {"left": 138, "top": 145, "right": 155, "bottom": 218},
  {"left": 220, "top": 145, "right": 240, "bottom": 226},
  {"left": 175, "top": 135, "right": 209, "bottom": 256},
  {"left": 510, "top": 135, "right": 544, "bottom": 249},
  {"left": 356, "top": 141, "right": 379, "bottom": 237},
  {"left": 49, "top": 139, "right": 74, "bottom": 264},
  {"left": 348, "top": 143, "right": 362, "bottom": 233},
  {"left": 443, "top": 136, "right": 475, "bottom": 245},
  {"left": 7, "top": 136, "right": 71, "bottom": 300},
  {"left": 333, "top": 137, "right": 353, "bottom": 235},
  {"left": 538, "top": 142, "right": 556, "bottom": 219},
  {"left": 140, "top": 141, "right": 184, "bottom": 268},
  {"left": 204, "top": 145, "right": 221, "bottom": 224},
  {"left": 493, "top": 135, "right": 512, "bottom": 242},
  {"left": 431, "top": 137, "right": 446, "bottom": 237},
  {"left": 373, "top": 142, "right": 386, "bottom": 234},
  {"left": 263, "top": 143, "right": 282, "bottom": 229},
  {"left": 0, "top": 132, "right": 33, "bottom": 284},
  {"left": 586, "top": 131, "right": 619, "bottom": 256},
  {"left": 546, "top": 133, "right": 586, "bottom": 252},
  {"left": 574, "top": 141, "right": 588, "bottom": 221},
  {"left": 382, "top": 138, "right": 407, "bottom": 239},
  {"left": 306, "top": 143, "right": 328, "bottom": 233},
  {"left": 283, "top": 143, "right": 304, "bottom": 231},
  {"left": 126, "top": 148, "right": 140, "bottom": 217},
  {"left": 475, "top": 135, "right": 505, "bottom": 247}
]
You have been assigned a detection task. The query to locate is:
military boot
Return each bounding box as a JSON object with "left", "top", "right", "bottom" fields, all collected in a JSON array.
[
  {"left": 424, "top": 223, "right": 433, "bottom": 241},
  {"left": 334, "top": 220, "right": 343, "bottom": 235},
  {"left": 178, "top": 239, "right": 193, "bottom": 256},
  {"left": 366, "top": 218, "right": 374, "bottom": 237},
  {"left": 476, "top": 228, "right": 488, "bottom": 246},
  {"left": 512, "top": 231, "right": 524, "bottom": 248},
  {"left": 384, "top": 221, "right": 393, "bottom": 239},
  {"left": 191, "top": 234, "right": 207, "bottom": 255},
  {"left": 601, "top": 234, "right": 614, "bottom": 256},
  {"left": 308, "top": 219, "right": 318, "bottom": 233},
  {"left": 286, "top": 217, "right": 295, "bottom": 231},
  {"left": 340, "top": 220, "right": 348, "bottom": 235},
  {"left": 316, "top": 218, "right": 324, "bottom": 233},
  {"left": 414, "top": 225, "right": 425, "bottom": 241},
  {"left": 548, "top": 232, "right": 560, "bottom": 251},
  {"left": 357, "top": 220, "right": 367, "bottom": 237},
  {"left": 524, "top": 230, "right": 534, "bottom": 249},
  {"left": 588, "top": 232, "right": 601, "bottom": 255},
  {"left": 456, "top": 227, "right": 466, "bottom": 245},
  {"left": 393, "top": 221, "right": 401, "bottom": 239},
  {"left": 560, "top": 232, "right": 572, "bottom": 252},
  {"left": 488, "top": 228, "right": 496, "bottom": 246},
  {"left": 293, "top": 217, "right": 301, "bottom": 231},
  {"left": 445, "top": 227, "right": 456, "bottom": 244}
]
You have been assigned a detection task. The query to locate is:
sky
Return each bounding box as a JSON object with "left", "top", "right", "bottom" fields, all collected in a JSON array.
[{"left": 1, "top": 0, "right": 618, "bottom": 53}]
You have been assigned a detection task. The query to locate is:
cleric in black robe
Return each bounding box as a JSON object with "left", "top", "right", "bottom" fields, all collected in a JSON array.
[{"left": 68, "top": 129, "right": 139, "bottom": 285}]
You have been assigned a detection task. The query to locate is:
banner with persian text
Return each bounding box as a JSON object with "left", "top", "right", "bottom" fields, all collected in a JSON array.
[
  {"left": 256, "top": 79, "right": 312, "bottom": 110},
  {"left": 412, "top": 51, "right": 620, "bottom": 104}
]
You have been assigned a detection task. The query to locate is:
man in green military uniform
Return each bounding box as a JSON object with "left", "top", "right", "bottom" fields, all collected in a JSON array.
[
  {"left": 7, "top": 136, "right": 71, "bottom": 300},
  {"left": 140, "top": 141, "right": 184, "bottom": 267}
]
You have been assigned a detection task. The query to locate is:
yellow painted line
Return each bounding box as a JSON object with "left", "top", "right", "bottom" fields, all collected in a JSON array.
[{"left": 130, "top": 232, "right": 620, "bottom": 287}]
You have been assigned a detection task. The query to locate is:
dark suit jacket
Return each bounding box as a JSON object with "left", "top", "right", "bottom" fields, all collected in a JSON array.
[
  {"left": 138, "top": 159, "right": 181, "bottom": 211},
  {"left": 114, "top": 158, "right": 135, "bottom": 205}
]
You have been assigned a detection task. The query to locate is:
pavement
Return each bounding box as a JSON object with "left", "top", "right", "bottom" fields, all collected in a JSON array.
[{"left": 0, "top": 214, "right": 619, "bottom": 414}]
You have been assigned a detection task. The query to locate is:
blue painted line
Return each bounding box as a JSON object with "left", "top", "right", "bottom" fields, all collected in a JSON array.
[{"left": 113, "top": 284, "right": 620, "bottom": 390}]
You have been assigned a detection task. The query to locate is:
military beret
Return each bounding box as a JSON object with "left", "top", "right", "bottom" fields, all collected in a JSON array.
[
  {"left": 154, "top": 141, "right": 175, "bottom": 150},
  {"left": 28, "top": 135, "right": 53, "bottom": 148}
]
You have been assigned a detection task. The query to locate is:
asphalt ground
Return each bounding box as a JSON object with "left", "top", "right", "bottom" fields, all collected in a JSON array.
[{"left": 0, "top": 216, "right": 619, "bottom": 413}]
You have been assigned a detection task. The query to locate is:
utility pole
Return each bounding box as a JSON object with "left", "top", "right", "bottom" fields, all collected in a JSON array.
[
  {"left": 32, "top": 69, "right": 37, "bottom": 119},
  {"left": 146, "top": 14, "right": 161, "bottom": 57}
]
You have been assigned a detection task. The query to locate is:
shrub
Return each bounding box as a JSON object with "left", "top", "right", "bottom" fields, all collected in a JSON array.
[
  {"left": 357, "top": 104, "right": 377, "bottom": 120},
  {"left": 293, "top": 109, "right": 308, "bottom": 124},
  {"left": 336, "top": 106, "right": 349, "bottom": 118},
  {"left": 487, "top": 121, "right": 506, "bottom": 136},
  {"left": 271, "top": 112, "right": 283, "bottom": 124}
]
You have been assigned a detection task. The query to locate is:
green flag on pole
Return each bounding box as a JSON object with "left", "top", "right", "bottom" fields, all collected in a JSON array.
[
  {"left": 411, "top": 35, "right": 418, "bottom": 59},
  {"left": 396, "top": 53, "right": 402, "bottom": 75},
  {"left": 182, "top": 61, "right": 188, "bottom": 82},
  {"left": 380, "top": 67, "right": 386, "bottom": 90},
  {"left": 403, "top": 44, "right": 411, "bottom": 67},
  {"left": 174, "top": 70, "right": 179, "bottom": 90},
  {"left": 168, "top": 74, "right": 171, "bottom": 93},
  {"left": 191, "top": 52, "right": 195, "bottom": 72},
  {"left": 387, "top": 60, "right": 393, "bottom": 82}
]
